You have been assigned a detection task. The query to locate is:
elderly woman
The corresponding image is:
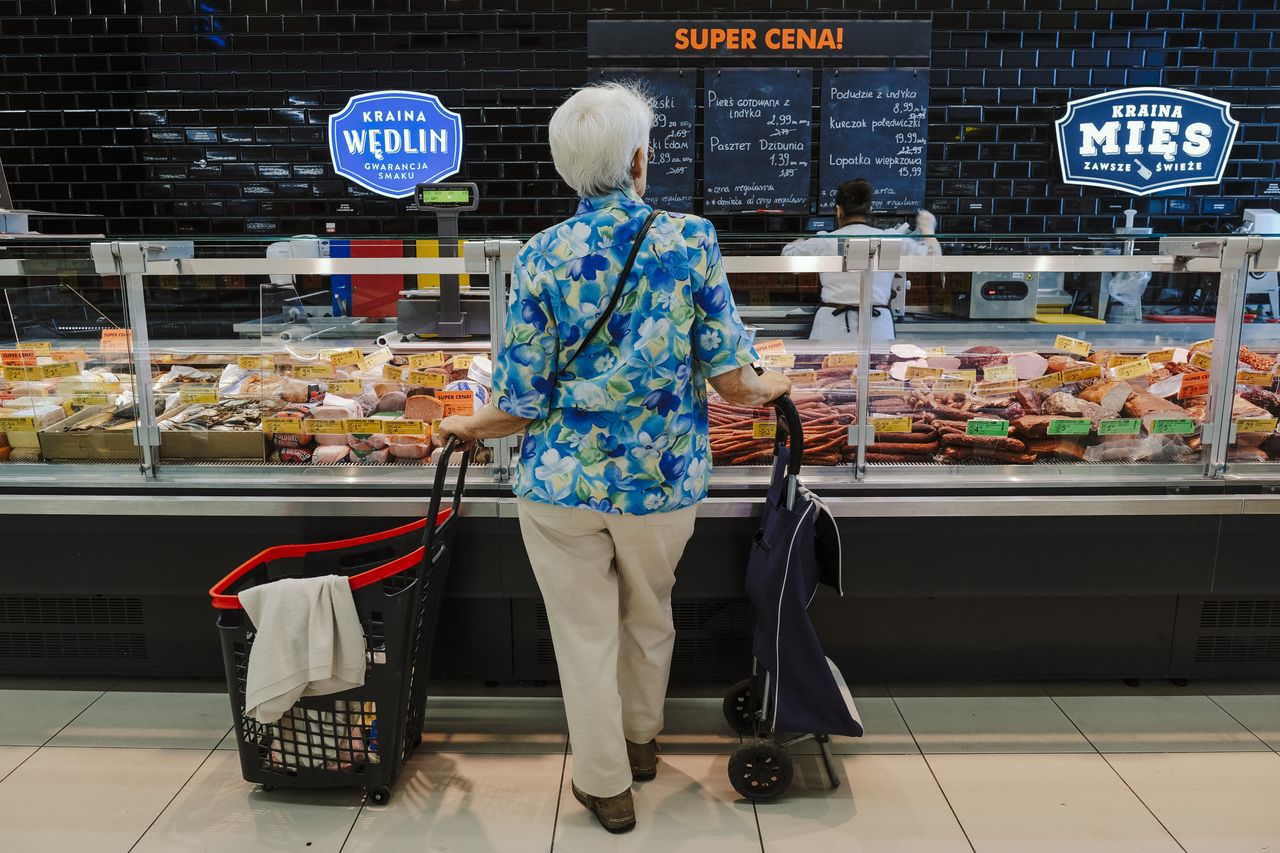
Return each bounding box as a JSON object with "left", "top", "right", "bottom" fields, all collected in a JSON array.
[{"left": 437, "top": 82, "right": 790, "bottom": 833}]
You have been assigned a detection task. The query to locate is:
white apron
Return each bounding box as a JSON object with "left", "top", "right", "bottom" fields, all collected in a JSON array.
[{"left": 809, "top": 305, "right": 896, "bottom": 342}]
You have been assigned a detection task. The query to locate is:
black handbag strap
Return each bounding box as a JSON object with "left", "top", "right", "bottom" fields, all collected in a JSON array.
[{"left": 560, "top": 209, "right": 660, "bottom": 376}]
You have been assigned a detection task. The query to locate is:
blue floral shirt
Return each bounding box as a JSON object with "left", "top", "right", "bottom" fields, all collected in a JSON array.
[{"left": 492, "top": 188, "right": 757, "bottom": 514}]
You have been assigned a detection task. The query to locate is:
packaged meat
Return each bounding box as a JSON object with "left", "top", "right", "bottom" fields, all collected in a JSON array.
[
  {"left": 888, "top": 343, "right": 928, "bottom": 360},
  {"left": 1122, "top": 387, "right": 1191, "bottom": 432},
  {"left": 387, "top": 441, "right": 430, "bottom": 460},
  {"left": 1007, "top": 352, "right": 1048, "bottom": 380},
  {"left": 958, "top": 345, "right": 1005, "bottom": 369},
  {"left": 1010, "top": 415, "right": 1056, "bottom": 439},
  {"left": 1026, "top": 438, "right": 1088, "bottom": 461},
  {"left": 404, "top": 394, "right": 445, "bottom": 422},
  {"left": 375, "top": 391, "right": 407, "bottom": 413},
  {"left": 8, "top": 448, "right": 40, "bottom": 462},
  {"left": 276, "top": 447, "right": 313, "bottom": 464},
  {"left": 311, "top": 445, "right": 351, "bottom": 465},
  {"left": 321, "top": 394, "right": 362, "bottom": 417},
  {"left": 1078, "top": 381, "right": 1134, "bottom": 415}
]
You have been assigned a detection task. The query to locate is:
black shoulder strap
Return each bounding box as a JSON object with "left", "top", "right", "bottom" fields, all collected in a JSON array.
[{"left": 560, "top": 209, "right": 660, "bottom": 376}]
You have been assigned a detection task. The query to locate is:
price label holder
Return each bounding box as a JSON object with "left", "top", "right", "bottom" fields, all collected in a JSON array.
[
  {"left": 1061, "top": 363, "right": 1102, "bottom": 383},
  {"left": 1112, "top": 356, "right": 1153, "bottom": 380},
  {"left": 307, "top": 419, "right": 348, "bottom": 435},
  {"left": 975, "top": 379, "right": 1018, "bottom": 396},
  {"left": 1237, "top": 369, "right": 1275, "bottom": 386},
  {"left": 871, "top": 415, "right": 912, "bottom": 434},
  {"left": 1047, "top": 418, "right": 1092, "bottom": 436},
  {"left": 1189, "top": 350, "right": 1214, "bottom": 371},
  {"left": 382, "top": 419, "right": 427, "bottom": 436},
  {"left": 329, "top": 348, "right": 366, "bottom": 368},
  {"left": 179, "top": 385, "right": 218, "bottom": 405},
  {"left": 1236, "top": 417, "right": 1278, "bottom": 435},
  {"left": 327, "top": 379, "right": 363, "bottom": 395},
  {"left": 1027, "top": 372, "right": 1065, "bottom": 391},
  {"left": 407, "top": 370, "right": 447, "bottom": 388},
  {"left": 1099, "top": 418, "right": 1142, "bottom": 436},
  {"left": 0, "top": 416, "right": 38, "bottom": 433},
  {"left": 1054, "top": 335, "right": 1091, "bottom": 357},
  {"left": 752, "top": 419, "right": 777, "bottom": 439},
  {"left": 343, "top": 418, "right": 389, "bottom": 435},
  {"left": 904, "top": 365, "right": 943, "bottom": 381},
  {"left": 261, "top": 417, "right": 303, "bottom": 435},
  {"left": 982, "top": 363, "right": 1018, "bottom": 382},
  {"left": 966, "top": 419, "right": 1009, "bottom": 437},
  {"left": 409, "top": 351, "right": 447, "bottom": 369},
  {"left": 826, "top": 352, "right": 858, "bottom": 368},
  {"left": 1151, "top": 418, "right": 1197, "bottom": 436},
  {"left": 436, "top": 390, "right": 476, "bottom": 417},
  {"left": 382, "top": 363, "right": 406, "bottom": 382},
  {"left": 1146, "top": 348, "right": 1176, "bottom": 364},
  {"left": 1177, "top": 371, "right": 1211, "bottom": 399},
  {"left": 761, "top": 353, "right": 796, "bottom": 369},
  {"left": 294, "top": 364, "right": 334, "bottom": 380},
  {"left": 100, "top": 329, "right": 132, "bottom": 353},
  {"left": 237, "top": 355, "right": 275, "bottom": 371}
]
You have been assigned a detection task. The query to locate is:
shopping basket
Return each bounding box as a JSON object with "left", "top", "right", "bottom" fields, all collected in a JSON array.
[
  {"left": 209, "top": 438, "right": 472, "bottom": 805},
  {"left": 722, "top": 396, "right": 861, "bottom": 802}
]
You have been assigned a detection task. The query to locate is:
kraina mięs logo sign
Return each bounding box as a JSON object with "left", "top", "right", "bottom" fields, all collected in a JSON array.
[
  {"left": 1055, "top": 87, "right": 1239, "bottom": 196},
  {"left": 328, "top": 91, "right": 463, "bottom": 198}
]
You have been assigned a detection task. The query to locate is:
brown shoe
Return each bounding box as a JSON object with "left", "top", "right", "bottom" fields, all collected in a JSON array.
[
  {"left": 572, "top": 782, "right": 636, "bottom": 833},
  {"left": 626, "top": 738, "right": 659, "bottom": 781}
]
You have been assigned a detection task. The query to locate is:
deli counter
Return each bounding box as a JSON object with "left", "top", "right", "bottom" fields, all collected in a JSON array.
[{"left": 3, "top": 231, "right": 1280, "bottom": 682}]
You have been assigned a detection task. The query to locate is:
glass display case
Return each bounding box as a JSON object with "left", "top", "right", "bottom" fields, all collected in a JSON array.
[{"left": 2, "top": 231, "right": 1279, "bottom": 489}]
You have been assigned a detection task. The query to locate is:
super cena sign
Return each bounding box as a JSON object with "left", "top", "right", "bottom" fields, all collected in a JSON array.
[
  {"left": 1055, "top": 87, "right": 1238, "bottom": 196},
  {"left": 328, "top": 91, "right": 463, "bottom": 198}
]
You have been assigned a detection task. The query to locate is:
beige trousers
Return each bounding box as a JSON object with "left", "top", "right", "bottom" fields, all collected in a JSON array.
[{"left": 517, "top": 498, "right": 698, "bottom": 797}]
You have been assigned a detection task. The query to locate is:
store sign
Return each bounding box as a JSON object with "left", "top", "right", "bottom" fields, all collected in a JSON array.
[
  {"left": 328, "top": 91, "right": 463, "bottom": 199},
  {"left": 1054, "top": 87, "right": 1238, "bottom": 196},
  {"left": 587, "top": 19, "right": 930, "bottom": 58}
]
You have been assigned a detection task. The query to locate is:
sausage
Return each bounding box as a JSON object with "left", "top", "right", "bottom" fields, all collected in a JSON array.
[
  {"left": 939, "top": 432, "right": 1025, "bottom": 453},
  {"left": 940, "top": 446, "right": 1036, "bottom": 465},
  {"left": 867, "top": 441, "right": 938, "bottom": 456}
]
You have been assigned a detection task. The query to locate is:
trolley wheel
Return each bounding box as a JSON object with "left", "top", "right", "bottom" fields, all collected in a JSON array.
[
  {"left": 260, "top": 783, "right": 277, "bottom": 792},
  {"left": 368, "top": 786, "right": 392, "bottom": 806},
  {"left": 723, "top": 678, "right": 759, "bottom": 736},
  {"left": 729, "top": 740, "right": 794, "bottom": 803}
]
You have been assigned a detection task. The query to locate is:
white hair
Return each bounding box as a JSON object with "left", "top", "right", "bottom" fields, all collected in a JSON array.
[{"left": 549, "top": 82, "right": 654, "bottom": 197}]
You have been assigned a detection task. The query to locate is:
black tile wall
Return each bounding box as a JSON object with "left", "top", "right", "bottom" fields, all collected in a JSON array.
[{"left": 0, "top": 0, "right": 1277, "bottom": 239}]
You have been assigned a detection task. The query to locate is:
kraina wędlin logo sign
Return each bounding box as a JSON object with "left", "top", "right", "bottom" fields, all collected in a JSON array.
[
  {"left": 1055, "top": 87, "right": 1239, "bottom": 196},
  {"left": 328, "top": 91, "right": 463, "bottom": 198}
]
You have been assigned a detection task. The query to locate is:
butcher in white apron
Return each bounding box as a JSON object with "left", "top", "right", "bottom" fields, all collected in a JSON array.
[{"left": 782, "top": 178, "right": 940, "bottom": 342}]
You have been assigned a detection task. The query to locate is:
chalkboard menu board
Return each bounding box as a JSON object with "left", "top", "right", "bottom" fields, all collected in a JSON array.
[
  {"left": 594, "top": 69, "right": 696, "bottom": 212},
  {"left": 703, "top": 69, "right": 813, "bottom": 213},
  {"left": 819, "top": 69, "right": 928, "bottom": 212}
]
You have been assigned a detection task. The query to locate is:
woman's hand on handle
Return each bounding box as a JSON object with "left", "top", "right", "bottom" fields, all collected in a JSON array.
[{"left": 708, "top": 364, "right": 792, "bottom": 408}]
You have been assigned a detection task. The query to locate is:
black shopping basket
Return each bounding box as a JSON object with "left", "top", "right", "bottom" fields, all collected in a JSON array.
[{"left": 209, "top": 438, "right": 471, "bottom": 805}]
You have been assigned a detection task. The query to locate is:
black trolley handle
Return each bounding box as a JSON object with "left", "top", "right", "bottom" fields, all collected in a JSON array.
[
  {"left": 771, "top": 394, "right": 805, "bottom": 476},
  {"left": 421, "top": 436, "right": 473, "bottom": 554}
]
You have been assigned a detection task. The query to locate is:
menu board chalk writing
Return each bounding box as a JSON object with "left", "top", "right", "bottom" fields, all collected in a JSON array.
[
  {"left": 595, "top": 69, "right": 696, "bottom": 212},
  {"left": 703, "top": 68, "right": 813, "bottom": 213},
  {"left": 820, "top": 69, "right": 928, "bottom": 212}
]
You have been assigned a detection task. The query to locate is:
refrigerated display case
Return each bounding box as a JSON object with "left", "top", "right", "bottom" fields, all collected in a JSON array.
[{"left": 3, "top": 230, "right": 1280, "bottom": 681}]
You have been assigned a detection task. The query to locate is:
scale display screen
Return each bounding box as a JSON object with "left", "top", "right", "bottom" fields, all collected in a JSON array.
[{"left": 415, "top": 182, "right": 479, "bottom": 211}]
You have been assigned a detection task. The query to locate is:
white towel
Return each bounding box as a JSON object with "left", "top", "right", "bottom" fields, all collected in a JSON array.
[{"left": 240, "top": 575, "right": 367, "bottom": 724}]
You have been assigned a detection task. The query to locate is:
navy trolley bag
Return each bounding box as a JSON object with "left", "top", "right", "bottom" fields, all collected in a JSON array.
[{"left": 722, "top": 395, "right": 862, "bottom": 802}]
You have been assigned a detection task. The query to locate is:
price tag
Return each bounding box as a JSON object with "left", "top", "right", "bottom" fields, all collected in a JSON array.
[
  {"left": 407, "top": 370, "right": 447, "bottom": 388},
  {"left": 1061, "top": 363, "right": 1102, "bottom": 382},
  {"left": 1047, "top": 418, "right": 1092, "bottom": 436},
  {"left": 0, "top": 350, "right": 37, "bottom": 367},
  {"left": 382, "top": 363, "right": 406, "bottom": 382},
  {"left": 408, "top": 351, "right": 447, "bottom": 369},
  {"left": 933, "top": 377, "right": 973, "bottom": 393},
  {"left": 1112, "top": 357, "right": 1153, "bottom": 380},
  {"left": 178, "top": 385, "right": 218, "bottom": 405},
  {"left": 327, "top": 379, "right": 363, "bottom": 395},
  {"left": 1191, "top": 338, "right": 1214, "bottom": 353},
  {"left": 1099, "top": 418, "right": 1142, "bottom": 436},
  {"left": 905, "top": 365, "right": 944, "bottom": 381},
  {"left": 1237, "top": 369, "right": 1275, "bottom": 386},
  {"left": 237, "top": 355, "right": 275, "bottom": 371},
  {"left": 365, "top": 346, "right": 395, "bottom": 368},
  {"left": 1189, "top": 350, "right": 1213, "bottom": 371},
  {"left": 754, "top": 339, "right": 787, "bottom": 355},
  {"left": 343, "top": 418, "right": 388, "bottom": 434},
  {"left": 786, "top": 370, "right": 817, "bottom": 384},
  {"left": 966, "top": 419, "right": 1009, "bottom": 437},
  {"left": 983, "top": 364, "right": 1018, "bottom": 382},
  {"left": 761, "top": 353, "right": 796, "bottom": 369},
  {"left": 923, "top": 347, "right": 946, "bottom": 357},
  {"left": 1027, "top": 372, "right": 1065, "bottom": 391},
  {"left": 100, "top": 329, "right": 132, "bottom": 352},
  {"left": 863, "top": 370, "right": 889, "bottom": 382},
  {"left": 260, "top": 417, "right": 303, "bottom": 435},
  {"left": 975, "top": 379, "right": 1019, "bottom": 396},
  {"left": 329, "top": 348, "right": 366, "bottom": 367},
  {"left": 1177, "top": 370, "right": 1211, "bottom": 399},
  {"left": 1054, "top": 335, "right": 1091, "bottom": 357},
  {"left": 69, "top": 391, "right": 110, "bottom": 406},
  {"left": 25, "top": 341, "right": 52, "bottom": 354},
  {"left": 946, "top": 369, "right": 979, "bottom": 382},
  {"left": 1108, "top": 354, "right": 1141, "bottom": 367},
  {"left": 1236, "top": 417, "right": 1278, "bottom": 435},
  {"left": 752, "top": 419, "right": 777, "bottom": 439},
  {"left": 871, "top": 415, "right": 912, "bottom": 433},
  {"left": 867, "top": 382, "right": 908, "bottom": 397},
  {"left": 49, "top": 349, "right": 90, "bottom": 364},
  {"left": 436, "top": 390, "right": 476, "bottom": 417},
  {"left": 3, "top": 366, "right": 42, "bottom": 381},
  {"left": 1151, "top": 418, "right": 1196, "bottom": 435},
  {"left": 0, "top": 416, "right": 38, "bottom": 432},
  {"left": 451, "top": 354, "right": 475, "bottom": 370},
  {"left": 294, "top": 364, "right": 334, "bottom": 380},
  {"left": 1146, "top": 348, "right": 1176, "bottom": 363},
  {"left": 382, "top": 419, "right": 427, "bottom": 436},
  {"left": 826, "top": 352, "right": 858, "bottom": 368},
  {"left": 38, "top": 362, "right": 79, "bottom": 379},
  {"left": 307, "top": 419, "right": 348, "bottom": 435}
]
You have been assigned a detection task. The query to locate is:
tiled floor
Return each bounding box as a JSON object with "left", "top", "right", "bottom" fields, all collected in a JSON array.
[{"left": 1, "top": 678, "right": 1279, "bottom": 851}]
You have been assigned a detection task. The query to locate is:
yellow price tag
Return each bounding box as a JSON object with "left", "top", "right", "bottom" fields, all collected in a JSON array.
[
  {"left": 1054, "top": 335, "right": 1091, "bottom": 357},
  {"left": 872, "top": 415, "right": 912, "bottom": 433},
  {"left": 3, "top": 366, "right": 42, "bottom": 381},
  {"left": 752, "top": 420, "right": 777, "bottom": 439},
  {"left": 329, "top": 348, "right": 366, "bottom": 367},
  {"left": 863, "top": 370, "right": 889, "bottom": 382},
  {"left": 179, "top": 386, "right": 218, "bottom": 405},
  {"left": 409, "top": 352, "right": 447, "bottom": 369},
  {"left": 982, "top": 364, "right": 1018, "bottom": 382},
  {"left": 1026, "top": 372, "right": 1065, "bottom": 391},
  {"left": 306, "top": 419, "right": 348, "bottom": 435},
  {"left": 975, "top": 379, "right": 1019, "bottom": 396},
  {"left": 70, "top": 391, "right": 111, "bottom": 406},
  {"left": 1061, "top": 363, "right": 1102, "bottom": 382},
  {"left": 326, "top": 379, "right": 363, "bottom": 395},
  {"left": 932, "top": 377, "right": 973, "bottom": 393},
  {"left": 382, "top": 364, "right": 406, "bottom": 382},
  {"left": 294, "top": 364, "right": 334, "bottom": 380},
  {"left": 945, "top": 369, "right": 979, "bottom": 382},
  {"left": 1146, "top": 348, "right": 1176, "bottom": 363},
  {"left": 1237, "top": 369, "right": 1275, "bottom": 386},
  {"left": 826, "top": 352, "right": 858, "bottom": 368},
  {"left": 1112, "top": 357, "right": 1153, "bottom": 380},
  {"left": 1191, "top": 338, "right": 1214, "bottom": 353},
  {"left": 786, "top": 370, "right": 817, "bottom": 384},
  {"left": 260, "top": 417, "right": 303, "bottom": 435},
  {"left": 1189, "top": 350, "right": 1213, "bottom": 371},
  {"left": 0, "top": 416, "right": 38, "bottom": 432},
  {"left": 923, "top": 347, "right": 946, "bottom": 357},
  {"left": 1108, "top": 354, "right": 1141, "bottom": 367},
  {"left": 407, "top": 370, "right": 447, "bottom": 388},
  {"left": 26, "top": 341, "right": 53, "bottom": 354},
  {"left": 343, "top": 418, "right": 387, "bottom": 434},
  {"left": 451, "top": 354, "right": 475, "bottom": 370},
  {"left": 761, "top": 353, "right": 796, "bottom": 369},
  {"left": 237, "top": 355, "right": 275, "bottom": 370},
  {"left": 1236, "top": 417, "right": 1278, "bottom": 435},
  {"left": 904, "top": 365, "right": 944, "bottom": 381},
  {"left": 39, "top": 362, "right": 80, "bottom": 379},
  {"left": 382, "top": 419, "right": 427, "bottom": 436}
]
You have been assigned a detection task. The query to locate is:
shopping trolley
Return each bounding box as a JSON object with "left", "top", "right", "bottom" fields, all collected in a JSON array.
[
  {"left": 209, "top": 438, "right": 471, "bottom": 805},
  {"left": 722, "top": 396, "right": 862, "bottom": 802}
]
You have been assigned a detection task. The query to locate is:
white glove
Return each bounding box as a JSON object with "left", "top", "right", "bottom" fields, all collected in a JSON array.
[{"left": 916, "top": 209, "right": 937, "bottom": 236}]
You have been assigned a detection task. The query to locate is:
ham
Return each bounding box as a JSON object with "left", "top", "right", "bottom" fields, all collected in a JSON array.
[
  {"left": 1010, "top": 415, "right": 1056, "bottom": 439},
  {"left": 889, "top": 343, "right": 928, "bottom": 360},
  {"left": 1079, "top": 381, "right": 1134, "bottom": 415},
  {"left": 311, "top": 445, "right": 350, "bottom": 464},
  {"left": 1007, "top": 351, "right": 1048, "bottom": 380},
  {"left": 926, "top": 355, "right": 963, "bottom": 371},
  {"left": 1123, "top": 387, "right": 1190, "bottom": 432},
  {"left": 405, "top": 394, "right": 445, "bottom": 422},
  {"left": 1027, "top": 437, "right": 1088, "bottom": 461}
]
